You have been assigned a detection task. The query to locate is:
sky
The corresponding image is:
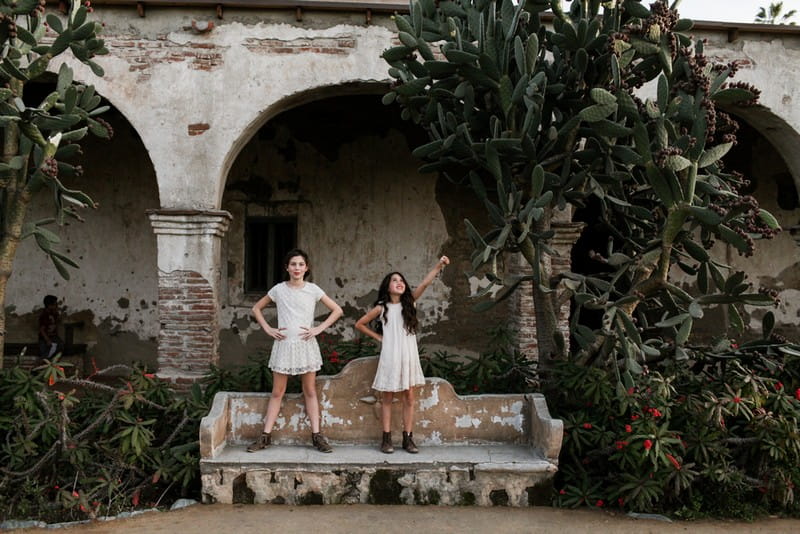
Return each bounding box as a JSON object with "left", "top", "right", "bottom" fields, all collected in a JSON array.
[{"left": 664, "top": 0, "right": 798, "bottom": 23}]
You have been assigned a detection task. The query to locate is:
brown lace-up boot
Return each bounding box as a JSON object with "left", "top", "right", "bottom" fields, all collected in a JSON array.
[
  {"left": 402, "top": 431, "right": 418, "bottom": 453},
  {"left": 246, "top": 432, "right": 271, "bottom": 452},
  {"left": 312, "top": 432, "right": 333, "bottom": 453},
  {"left": 380, "top": 431, "right": 394, "bottom": 454}
]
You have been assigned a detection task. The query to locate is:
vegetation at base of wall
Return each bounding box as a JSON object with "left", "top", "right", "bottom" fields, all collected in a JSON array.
[
  {"left": 546, "top": 323, "right": 800, "bottom": 519},
  {"left": 0, "top": 358, "right": 204, "bottom": 523}
]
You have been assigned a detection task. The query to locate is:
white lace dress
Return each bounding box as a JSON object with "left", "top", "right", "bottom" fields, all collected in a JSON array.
[
  {"left": 267, "top": 281, "right": 325, "bottom": 375},
  {"left": 372, "top": 302, "right": 426, "bottom": 392}
]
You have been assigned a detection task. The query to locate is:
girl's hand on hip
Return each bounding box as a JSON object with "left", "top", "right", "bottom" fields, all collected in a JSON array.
[
  {"left": 265, "top": 325, "right": 286, "bottom": 340},
  {"left": 300, "top": 325, "right": 323, "bottom": 340}
]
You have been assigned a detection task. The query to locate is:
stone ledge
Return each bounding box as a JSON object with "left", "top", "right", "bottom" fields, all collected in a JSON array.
[{"left": 201, "top": 445, "right": 555, "bottom": 506}]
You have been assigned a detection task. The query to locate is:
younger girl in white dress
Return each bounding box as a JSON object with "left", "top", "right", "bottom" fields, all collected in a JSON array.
[
  {"left": 247, "top": 249, "right": 342, "bottom": 453},
  {"left": 355, "top": 255, "right": 449, "bottom": 454}
]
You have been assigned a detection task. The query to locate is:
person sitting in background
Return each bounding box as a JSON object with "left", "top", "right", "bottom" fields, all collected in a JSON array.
[{"left": 38, "top": 294, "right": 63, "bottom": 358}]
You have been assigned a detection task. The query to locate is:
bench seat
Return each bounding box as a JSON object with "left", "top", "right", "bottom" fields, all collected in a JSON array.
[{"left": 200, "top": 357, "right": 563, "bottom": 506}]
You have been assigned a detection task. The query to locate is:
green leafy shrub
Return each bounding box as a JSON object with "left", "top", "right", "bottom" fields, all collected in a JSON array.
[
  {"left": 548, "top": 331, "right": 800, "bottom": 518},
  {"left": 0, "top": 357, "right": 205, "bottom": 522}
]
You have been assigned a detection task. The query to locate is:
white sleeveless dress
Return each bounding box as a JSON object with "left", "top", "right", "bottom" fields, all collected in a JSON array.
[
  {"left": 372, "top": 302, "right": 426, "bottom": 392},
  {"left": 267, "top": 281, "right": 325, "bottom": 375}
]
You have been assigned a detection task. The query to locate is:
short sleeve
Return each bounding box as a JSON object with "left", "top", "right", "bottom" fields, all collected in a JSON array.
[
  {"left": 267, "top": 283, "right": 281, "bottom": 302},
  {"left": 309, "top": 283, "right": 325, "bottom": 300}
]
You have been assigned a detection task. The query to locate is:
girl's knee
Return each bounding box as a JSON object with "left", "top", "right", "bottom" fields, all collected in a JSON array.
[{"left": 302, "top": 383, "right": 318, "bottom": 401}]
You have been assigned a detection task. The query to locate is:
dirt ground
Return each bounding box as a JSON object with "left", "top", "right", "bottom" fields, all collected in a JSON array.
[{"left": 12, "top": 504, "right": 800, "bottom": 534}]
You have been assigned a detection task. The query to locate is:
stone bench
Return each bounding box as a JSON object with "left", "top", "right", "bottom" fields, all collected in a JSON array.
[{"left": 199, "top": 357, "right": 563, "bottom": 506}]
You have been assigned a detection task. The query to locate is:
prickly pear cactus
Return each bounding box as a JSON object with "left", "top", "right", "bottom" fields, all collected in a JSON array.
[
  {"left": 383, "top": 0, "right": 779, "bottom": 368},
  {"left": 0, "top": 0, "right": 110, "bottom": 278}
]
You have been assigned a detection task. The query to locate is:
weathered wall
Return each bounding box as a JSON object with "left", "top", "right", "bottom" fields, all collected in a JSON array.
[
  {"left": 5, "top": 108, "right": 160, "bottom": 368},
  {"left": 218, "top": 95, "right": 507, "bottom": 366}
]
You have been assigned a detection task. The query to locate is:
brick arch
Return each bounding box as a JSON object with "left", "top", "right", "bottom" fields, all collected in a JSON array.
[{"left": 217, "top": 81, "right": 386, "bottom": 207}]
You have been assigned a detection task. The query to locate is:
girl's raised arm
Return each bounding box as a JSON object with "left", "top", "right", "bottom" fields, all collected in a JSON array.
[
  {"left": 412, "top": 255, "right": 450, "bottom": 301},
  {"left": 252, "top": 294, "right": 285, "bottom": 340},
  {"left": 300, "top": 295, "right": 343, "bottom": 340},
  {"left": 355, "top": 305, "right": 383, "bottom": 342}
]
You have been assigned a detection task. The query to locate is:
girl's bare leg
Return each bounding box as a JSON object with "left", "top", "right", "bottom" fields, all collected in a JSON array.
[
  {"left": 381, "top": 391, "right": 394, "bottom": 432},
  {"left": 402, "top": 388, "right": 415, "bottom": 432},
  {"left": 263, "top": 372, "right": 288, "bottom": 433},
  {"left": 301, "top": 371, "right": 321, "bottom": 433}
]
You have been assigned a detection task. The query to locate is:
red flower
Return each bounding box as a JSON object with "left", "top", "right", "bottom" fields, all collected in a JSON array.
[
  {"left": 627, "top": 387, "right": 635, "bottom": 395},
  {"left": 648, "top": 408, "right": 662, "bottom": 418},
  {"left": 666, "top": 453, "right": 681, "bottom": 470},
  {"left": 144, "top": 373, "right": 155, "bottom": 378},
  {"left": 795, "top": 388, "right": 800, "bottom": 401},
  {"left": 775, "top": 382, "right": 784, "bottom": 391},
  {"left": 618, "top": 497, "right": 625, "bottom": 507},
  {"left": 631, "top": 414, "right": 640, "bottom": 421},
  {"left": 48, "top": 375, "right": 55, "bottom": 386},
  {"left": 732, "top": 396, "right": 741, "bottom": 404},
  {"left": 72, "top": 490, "right": 79, "bottom": 498},
  {"left": 615, "top": 441, "right": 628, "bottom": 450},
  {"left": 559, "top": 489, "right": 566, "bottom": 495},
  {"left": 731, "top": 342, "right": 739, "bottom": 349},
  {"left": 595, "top": 499, "right": 604, "bottom": 507},
  {"left": 625, "top": 424, "right": 632, "bottom": 433},
  {"left": 643, "top": 439, "right": 653, "bottom": 451},
  {"left": 582, "top": 423, "right": 592, "bottom": 429}
]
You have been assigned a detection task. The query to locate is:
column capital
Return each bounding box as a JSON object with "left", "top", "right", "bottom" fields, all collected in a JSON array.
[{"left": 147, "top": 209, "right": 232, "bottom": 237}]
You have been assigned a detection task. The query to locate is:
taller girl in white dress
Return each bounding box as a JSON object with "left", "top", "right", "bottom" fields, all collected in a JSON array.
[
  {"left": 247, "top": 249, "right": 342, "bottom": 453},
  {"left": 355, "top": 255, "right": 450, "bottom": 454}
]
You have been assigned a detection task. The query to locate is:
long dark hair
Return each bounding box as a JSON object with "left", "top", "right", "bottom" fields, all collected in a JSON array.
[
  {"left": 283, "top": 248, "right": 311, "bottom": 280},
  {"left": 375, "top": 271, "right": 418, "bottom": 334}
]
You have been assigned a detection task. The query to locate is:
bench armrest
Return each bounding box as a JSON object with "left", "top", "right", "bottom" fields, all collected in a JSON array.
[
  {"left": 200, "top": 392, "right": 231, "bottom": 459},
  {"left": 527, "top": 393, "right": 563, "bottom": 463}
]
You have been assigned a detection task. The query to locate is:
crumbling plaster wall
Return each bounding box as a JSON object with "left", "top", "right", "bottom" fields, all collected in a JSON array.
[{"left": 217, "top": 97, "right": 508, "bottom": 366}]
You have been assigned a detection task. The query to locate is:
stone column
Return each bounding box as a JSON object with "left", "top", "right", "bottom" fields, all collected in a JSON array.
[
  {"left": 507, "top": 208, "right": 584, "bottom": 360},
  {"left": 148, "top": 209, "right": 232, "bottom": 386}
]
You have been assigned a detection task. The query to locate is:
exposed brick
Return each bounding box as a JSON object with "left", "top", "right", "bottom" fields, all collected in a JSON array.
[{"left": 188, "top": 123, "right": 210, "bottom": 136}]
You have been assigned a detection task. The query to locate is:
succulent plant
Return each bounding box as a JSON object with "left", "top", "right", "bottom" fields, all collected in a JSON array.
[
  {"left": 0, "top": 1, "right": 109, "bottom": 366},
  {"left": 383, "top": 0, "right": 779, "bottom": 371}
]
